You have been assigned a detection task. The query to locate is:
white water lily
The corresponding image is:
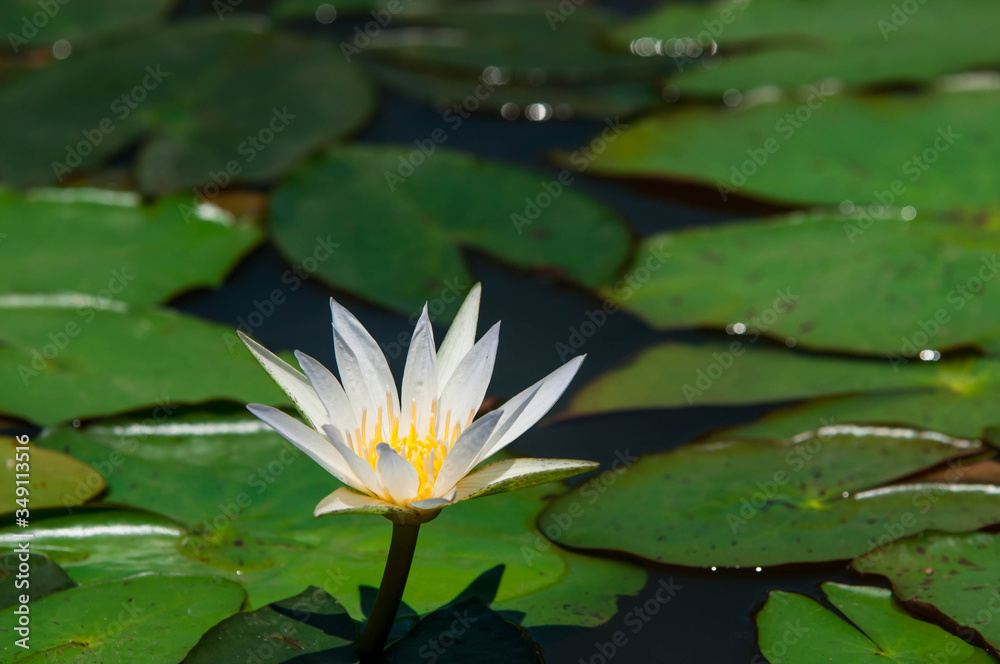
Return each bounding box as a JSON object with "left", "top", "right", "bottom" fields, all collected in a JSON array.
[{"left": 241, "top": 284, "right": 596, "bottom": 524}]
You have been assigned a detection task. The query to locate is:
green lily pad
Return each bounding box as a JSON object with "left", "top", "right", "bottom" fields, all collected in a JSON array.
[
  {"left": 367, "top": 4, "right": 661, "bottom": 83},
  {"left": 0, "top": 188, "right": 260, "bottom": 305},
  {"left": 185, "top": 585, "right": 358, "bottom": 664},
  {"left": 0, "top": 17, "right": 374, "bottom": 194},
  {"left": 0, "top": 554, "right": 75, "bottom": 610},
  {"left": 0, "top": 305, "right": 285, "bottom": 425},
  {"left": 539, "top": 426, "right": 1000, "bottom": 567},
  {"left": 1, "top": 437, "right": 105, "bottom": 510},
  {"left": 758, "top": 582, "right": 995, "bottom": 663},
  {"left": 573, "top": 89, "right": 1000, "bottom": 211},
  {"left": 26, "top": 410, "right": 644, "bottom": 626},
  {"left": 0, "top": 0, "right": 171, "bottom": 55},
  {"left": 854, "top": 530, "right": 1000, "bottom": 651},
  {"left": 0, "top": 573, "right": 245, "bottom": 663},
  {"left": 270, "top": 144, "right": 631, "bottom": 317},
  {"left": 568, "top": 342, "right": 949, "bottom": 415},
  {"left": 610, "top": 0, "right": 1000, "bottom": 96},
  {"left": 602, "top": 210, "right": 1000, "bottom": 354}
]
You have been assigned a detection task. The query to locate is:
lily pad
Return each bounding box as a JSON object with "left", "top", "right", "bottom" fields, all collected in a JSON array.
[
  {"left": 539, "top": 426, "right": 1000, "bottom": 567},
  {"left": 1, "top": 437, "right": 105, "bottom": 510},
  {"left": 757, "top": 582, "right": 995, "bottom": 663},
  {"left": 366, "top": 4, "right": 661, "bottom": 83},
  {"left": 600, "top": 211, "right": 1000, "bottom": 354},
  {"left": 0, "top": 17, "right": 374, "bottom": 194},
  {"left": 0, "top": 573, "right": 245, "bottom": 663},
  {"left": 568, "top": 341, "right": 948, "bottom": 415},
  {"left": 854, "top": 530, "right": 1000, "bottom": 651},
  {"left": 0, "top": 305, "right": 285, "bottom": 425},
  {"left": 270, "top": 145, "right": 631, "bottom": 317},
  {"left": 0, "top": 0, "right": 171, "bottom": 55},
  {"left": 0, "top": 188, "right": 261, "bottom": 305},
  {"left": 573, "top": 89, "right": 1000, "bottom": 210},
  {"left": 185, "top": 586, "right": 358, "bottom": 664},
  {"left": 611, "top": 0, "right": 1000, "bottom": 95},
  {"left": 0, "top": 554, "right": 75, "bottom": 610},
  {"left": 26, "top": 410, "right": 644, "bottom": 625}
]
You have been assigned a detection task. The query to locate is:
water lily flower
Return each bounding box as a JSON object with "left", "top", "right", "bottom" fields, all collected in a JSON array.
[
  {"left": 239, "top": 285, "right": 597, "bottom": 662},
  {"left": 241, "top": 284, "right": 596, "bottom": 523}
]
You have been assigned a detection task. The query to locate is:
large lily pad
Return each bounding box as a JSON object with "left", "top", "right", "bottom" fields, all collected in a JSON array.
[
  {"left": 270, "top": 145, "right": 631, "bottom": 317},
  {"left": 611, "top": 0, "right": 1000, "bottom": 96},
  {"left": 573, "top": 89, "right": 1000, "bottom": 210},
  {"left": 0, "top": 305, "right": 285, "bottom": 425},
  {"left": 854, "top": 530, "right": 1000, "bottom": 651},
  {"left": 0, "top": 17, "right": 374, "bottom": 194},
  {"left": 1, "top": 437, "right": 105, "bottom": 510},
  {"left": 0, "top": 188, "right": 260, "bottom": 305},
  {"left": 568, "top": 342, "right": 946, "bottom": 415},
  {"left": 25, "top": 410, "right": 644, "bottom": 625},
  {"left": 539, "top": 426, "right": 1000, "bottom": 567},
  {"left": 600, "top": 211, "right": 1000, "bottom": 354},
  {"left": 0, "top": 573, "right": 245, "bottom": 663},
  {"left": 757, "top": 582, "right": 995, "bottom": 663},
  {"left": 0, "top": 0, "right": 171, "bottom": 55}
]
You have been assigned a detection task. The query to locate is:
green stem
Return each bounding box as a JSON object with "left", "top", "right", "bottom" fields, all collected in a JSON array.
[{"left": 357, "top": 522, "right": 421, "bottom": 663}]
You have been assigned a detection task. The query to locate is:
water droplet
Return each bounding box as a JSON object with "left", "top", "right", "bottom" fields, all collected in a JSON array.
[
  {"left": 525, "top": 102, "right": 552, "bottom": 121},
  {"left": 755, "top": 566, "right": 763, "bottom": 572},
  {"left": 785, "top": 338, "right": 796, "bottom": 348},
  {"left": 710, "top": 566, "right": 718, "bottom": 571},
  {"left": 482, "top": 66, "right": 510, "bottom": 86},
  {"left": 901, "top": 205, "right": 917, "bottom": 220},
  {"left": 726, "top": 322, "right": 747, "bottom": 335},
  {"left": 72, "top": 419, "right": 82, "bottom": 428},
  {"left": 315, "top": 3, "right": 337, "bottom": 23},
  {"left": 500, "top": 103, "right": 519, "bottom": 120},
  {"left": 52, "top": 39, "right": 71, "bottom": 60},
  {"left": 839, "top": 200, "right": 855, "bottom": 214},
  {"left": 842, "top": 491, "right": 850, "bottom": 498},
  {"left": 919, "top": 349, "right": 941, "bottom": 361},
  {"left": 631, "top": 37, "right": 658, "bottom": 57},
  {"left": 723, "top": 89, "right": 742, "bottom": 106}
]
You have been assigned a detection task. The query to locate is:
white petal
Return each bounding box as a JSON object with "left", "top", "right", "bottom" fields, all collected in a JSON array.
[
  {"left": 330, "top": 298, "right": 399, "bottom": 438},
  {"left": 315, "top": 487, "right": 407, "bottom": 517},
  {"left": 479, "top": 355, "right": 585, "bottom": 460},
  {"left": 453, "top": 458, "right": 599, "bottom": 503},
  {"left": 375, "top": 442, "right": 420, "bottom": 504},
  {"left": 400, "top": 305, "right": 437, "bottom": 437},
  {"left": 295, "top": 350, "right": 357, "bottom": 433},
  {"left": 239, "top": 332, "right": 329, "bottom": 430},
  {"left": 436, "top": 283, "right": 481, "bottom": 389},
  {"left": 247, "top": 404, "right": 360, "bottom": 488},
  {"left": 322, "top": 425, "right": 382, "bottom": 498},
  {"left": 437, "top": 322, "right": 499, "bottom": 439},
  {"left": 410, "top": 488, "right": 456, "bottom": 510},
  {"left": 431, "top": 410, "right": 503, "bottom": 496}
]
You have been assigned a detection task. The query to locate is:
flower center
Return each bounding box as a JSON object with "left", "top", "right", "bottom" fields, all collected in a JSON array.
[{"left": 344, "top": 392, "right": 476, "bottom": 501}]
